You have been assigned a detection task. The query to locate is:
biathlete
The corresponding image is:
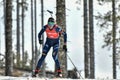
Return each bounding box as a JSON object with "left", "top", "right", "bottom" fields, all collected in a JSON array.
[{"left": 33, "top": 17, "right": 67, "bottom": 77}]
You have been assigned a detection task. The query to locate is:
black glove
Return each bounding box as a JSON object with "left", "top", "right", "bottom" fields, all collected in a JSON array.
[
  {"left": 63, "top": 45, "right": 67, "bottom": 52},
  {"left": 39, "top": 39, "right": 43, "bottom": 44}
]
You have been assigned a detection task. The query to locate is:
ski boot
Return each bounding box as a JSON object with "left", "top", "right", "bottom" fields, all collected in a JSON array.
[
  {"left": 56, "top": 69, "right": 62, "bottom": 78},
  {"left": 32, "top": 68, "right": 40, "bottom": 77}
]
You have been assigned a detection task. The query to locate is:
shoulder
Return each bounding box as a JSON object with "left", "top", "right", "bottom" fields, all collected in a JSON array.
[
  {"left": 55, "top": 25, "right": 62, "bottom": 32},
  {"left": 54, "top": 24, "right": 62, "bottom": 31},
  {"left": 42, "top": 25, "right": 48, "bottom": 29}
]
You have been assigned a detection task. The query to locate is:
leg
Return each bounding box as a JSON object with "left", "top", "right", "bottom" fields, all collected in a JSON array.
[
  {"left": 36, "top": 44, "right": 51, "bottom": 69},
  {"left": 36, "top": 53, "right": 47, "bottom": 69},
  {"left": 33, "top": 43, "right": 51, "bottom": 76},
  {"left": 52, "top": 43, "right": 60, "bottom": 70},
  {"left": 52, "top": 43, "right": 62, "bottom": 77},
  {"left": 33, "top": 53, "right": 46, "bottom": 76}
]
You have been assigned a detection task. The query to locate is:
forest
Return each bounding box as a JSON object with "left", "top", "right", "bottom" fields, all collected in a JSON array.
[{"left": 0, "top": 0, "right": 120, "bottom": 79}]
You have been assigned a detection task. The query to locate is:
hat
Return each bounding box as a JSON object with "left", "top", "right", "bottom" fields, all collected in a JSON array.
[{"left": 48, "top": 17, "right": 54, "bottom": 23}]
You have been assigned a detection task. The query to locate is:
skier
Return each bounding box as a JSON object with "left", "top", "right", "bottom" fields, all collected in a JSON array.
[{"left": 33, "top": 17, "right": 67, "bottom": 77}]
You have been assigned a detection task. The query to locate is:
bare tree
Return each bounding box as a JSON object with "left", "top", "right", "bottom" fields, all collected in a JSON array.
[
  {"left": 83, "top": 0, "right": 89, "bottom": 78},
  {"left": 56, "top": 0, "right": 67, "bottom": 78},
  {"left": 96, "top": 0, "right": 119, "bottom": 78},
  {"left": 40, "top": 0, "right": 46, "bottom": 77},
  {"left": 21, "top": 0, "right": 25, "bottom": 68},
  {"left": 16, "top": 0, "right": 20, "bottom": 67},
  {"left": 89, "top": 0, "right": 95, "bottom": 78},
  {"left": 34, "top": 0, "right": 37, "bottom": 66},
  {"left": 112, "top": 0, "right": 117, "bottom": 79},
  {"left": 31, "top": 0, "right": 35, "bottom": 75},
  {"left": 5, "top": 0, "right": 13, "bottom": 76}
]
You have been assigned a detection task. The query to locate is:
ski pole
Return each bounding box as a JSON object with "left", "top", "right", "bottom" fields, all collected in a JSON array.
[
  {"left": 38, "top": 44, "right": 42, "bottom": 59},
  {"left": 66, "top": 53, "right": 83, "bottom": 79},
  {"left": 39, "top": 44, "right": 42, "bottom": 53},
  {"left": 64, "top": 48, "right": 83, "bottom": 79}
]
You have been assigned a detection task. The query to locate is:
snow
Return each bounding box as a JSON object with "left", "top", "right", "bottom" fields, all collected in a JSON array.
[
  {"left": 0, "top": 76, "right": 80, "bottom": 80},
  {"left": 0, "top": 76, "right": 116, "bottom": 80}
]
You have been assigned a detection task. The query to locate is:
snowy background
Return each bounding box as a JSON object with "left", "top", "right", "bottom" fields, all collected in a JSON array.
[{"left": 0, "top": 0, "right": 120, "bottom": 79}]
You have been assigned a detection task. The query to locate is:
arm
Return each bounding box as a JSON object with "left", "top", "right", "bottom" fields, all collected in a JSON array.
[
  {"left": 57, "top": 26, "right": 67, "bottom": 51},
  {"left": 38, "top": 26, "right": 46, "bottom": 40},
  {"left": 62, "top": 30, "right": 67, "bottom": 52},
  {"left": 62, "top": 31, "right": 67, "bottom": 45},
  {"left": 56, "top": 27, "right": 67, "bottom": 44}
]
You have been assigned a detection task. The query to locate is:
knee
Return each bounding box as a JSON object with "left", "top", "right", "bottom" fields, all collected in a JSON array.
[
  {"left": 52, "top": 49, "right": 58, "bottom": 55},
  {"left": 52, "top": 52, "right": 58, "bottom": 60},
  {"left": 52, "top": 51, "right": 57, "bottom": 56}
]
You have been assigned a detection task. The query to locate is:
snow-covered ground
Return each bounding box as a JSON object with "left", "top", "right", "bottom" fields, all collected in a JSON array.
[
  {"left": 0, "top": 76, "right": 116, "bottom": 80},
  {"left": 0, "top": 76, "right": 80, "bottom": 80}
]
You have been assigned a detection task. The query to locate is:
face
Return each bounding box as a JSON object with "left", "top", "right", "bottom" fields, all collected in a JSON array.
[{"left": 48, "top": 22, "right": 54, "bottom": 29}]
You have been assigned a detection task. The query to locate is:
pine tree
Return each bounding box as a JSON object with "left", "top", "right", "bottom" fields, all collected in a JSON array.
[
  {"left": 83, "top": 0, "right": 89, "bottom": 78},
  {"left": 56, "top": 0, "right": 67, "bottom": 78},
  {"left": 112, "top": 0, "right": 117, "bottom": 78},
  {"left": 5, "top": 0, "right": 13, "bottom": 76},
  {"left": 16, "top": 0, "right": 20, "bottom": 67},
  {"left": 89, "top": 0, "right": 95, "bottom": 78}
]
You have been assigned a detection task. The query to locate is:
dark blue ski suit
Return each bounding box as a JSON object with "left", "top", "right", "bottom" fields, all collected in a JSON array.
[{"left": 36, "top": 24, "right": 67, "bottom": 70}]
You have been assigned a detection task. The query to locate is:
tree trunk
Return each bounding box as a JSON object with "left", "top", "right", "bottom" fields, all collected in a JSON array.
[
  {"left": 22, "top": 0, "right": 25, "bottom": 68},
  {"left": 34, "top": 0, "right": 37, "bottom": 67},
  {"left": 83, "top": 0, "right": 89, "bottom": 78},
  {"left": 89, "top": 0, "right": 95, "bottom": 78},
  {"left": 16, "top": 0, "right": 20, "bottom": 67},
  {"left": 5, "top": 0, "right": 13, "bottom": 76},
  {"left": 56, "top": 0, "right": 67, "bottom": 78},
  {"left": 40, "top": 0, "right": 46, "bottom": 77},
  {"left": 112, "top": 0, "right": 117, "bottom": 79},
  {"left": 31, "top": 0, "right": 35, "bottom": 75}
]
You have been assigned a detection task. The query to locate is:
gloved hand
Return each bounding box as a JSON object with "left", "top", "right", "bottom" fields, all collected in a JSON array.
[
  {"left": 39, "top": 39, "right": 43, "bottom": 44},
  {"left": 63, "top": 45, "right": 67, "bottom": 52}
]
